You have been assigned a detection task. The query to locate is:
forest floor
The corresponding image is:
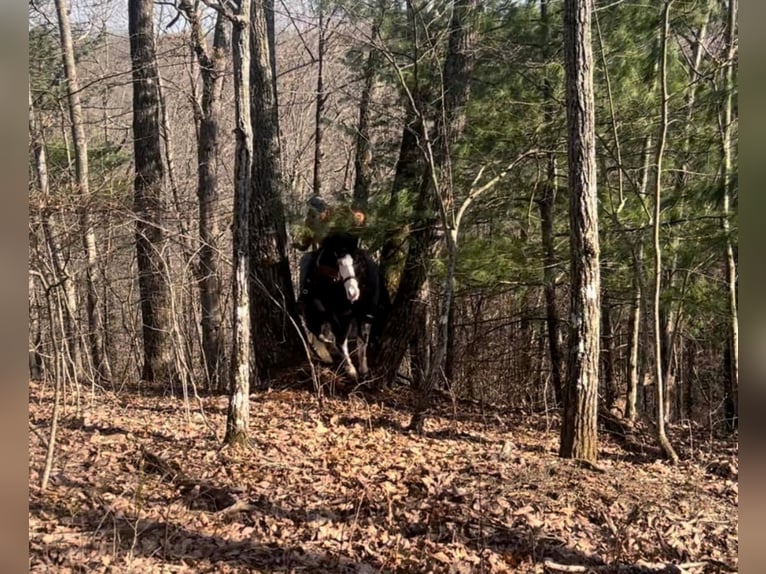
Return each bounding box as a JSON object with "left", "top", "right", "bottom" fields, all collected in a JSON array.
[{"left": 28, "top": 375, "right": 738, "bottom": 574}]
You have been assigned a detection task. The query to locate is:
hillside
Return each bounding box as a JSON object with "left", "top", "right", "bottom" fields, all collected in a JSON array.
[{"left": 29, "top": 380, "right": 737, "bottom": 573}]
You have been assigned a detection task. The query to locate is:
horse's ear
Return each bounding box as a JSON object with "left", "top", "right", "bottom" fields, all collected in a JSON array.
[{"left": 352, "top": 210, "right": 366, "bottom": 226}]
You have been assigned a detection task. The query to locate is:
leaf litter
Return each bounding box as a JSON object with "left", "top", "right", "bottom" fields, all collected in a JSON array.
[{"left": 29, "top": 381, "right": 737, "bottom": 573}]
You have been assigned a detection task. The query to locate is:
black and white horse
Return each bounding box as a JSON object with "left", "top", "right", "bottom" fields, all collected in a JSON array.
[{"left": 299, "top": 232, "right": 389, "bottom": 380}]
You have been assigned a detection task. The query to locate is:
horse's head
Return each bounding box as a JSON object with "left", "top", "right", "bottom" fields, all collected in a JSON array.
[{"left": 318, "top": 232, "right": 361, "bottom": 304}]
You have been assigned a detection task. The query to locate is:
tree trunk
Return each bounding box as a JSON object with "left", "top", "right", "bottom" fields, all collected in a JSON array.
[
  {"left": 601, "top": 291, "right": 617, "bottom": 412},
  {"left": 721, "top": 0, "right": 738, "bottom": 430},
  {"left": 444, "top": 297, "right": 457, "bottom": 386},
  {"left": 352, "top": 4, "right": 384, "bottom": 210},
  {"left": 249, "top": 0, "right": 303, "bottom": 378},
  {"left": 538, "top": 0, "right": 564, "bottom": 407},
  {"left": 312, "top": 4, "right": 326, "bottom": 197},
  {"left": 30, "top": 85, "right": 84, "bottom": 383},
  {"left": 29, "top": 272, "right": 43, "bottom": 380},
  {"left": 649, "top": 0, "right": 679, "bottom": 463},
  {"left": 559, "top": 0, "right": 600, "bottom": 463},
  {"left": 226, "top": 0, "right": 254, "bottom": 447},
  {"left": 626, "top": 240, "right": 644, "bottom": 422},
  {"left": 182, "top": 1, "right": 230, "bottom": 391},
  {"left": 404, "top": 0, "right": 478, "bottom": 433},
  {"left": 54, "top": 0, "right": 113, "bottom": 383},
  {"left": 378, "top": 105, "right": 424, "bottom": 291},
  {"left": 129, "top": 0, "right": 175, "bottom": 385}
]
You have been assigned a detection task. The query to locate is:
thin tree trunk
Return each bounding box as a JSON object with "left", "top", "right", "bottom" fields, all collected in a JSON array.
[
  {"left": 721, "top": 0, "right": 738, "bottom": 430},
  {"left": 650, "top": 0, "right": 679, "bottom": 463},
  {"left": 29, "top": 271, "right": 44, "bottom": 380},
  {"left": 225, "top": 0, "right": 253, "bottom": 447},
  {"left": 312, "top": 4, "right": 326, "bottom": 197},
  {"left": 658, "top": 3, "right": 711, "bottom": 425},
  {"left": 40, "top": 287, "right": 63, "bottom": 492},
  {"left": 444, "top": 298, "right": 457, "bottom": 386},
  {"left": 559, "top": 0, "right": 600, "bottom": 463},
  {"left": 405, "top": 0, "right": 478, "bottom": 433},
  {"left": 54, "top": 0, "right": 113, "bottom": 383},
  {"left": 601, "top": 291, "right": 617, "bottom": 412},
  {"left": 626, "top": 240, "right": 644, "bottom": 422},
  {"left": 30, "top": 85, "right": 84, "bottom": 383},
  {"left": 181, "top": 1, "right": 230, "bottom": 391},
  {"left": 249, "top": 0, "right": 303, "bottom": 378},
  {"left": 129, "top": 0, "right": 175, "bottom": 385},
  {"left": 539, "top": 0, "right": 564, "bottom": 406}
]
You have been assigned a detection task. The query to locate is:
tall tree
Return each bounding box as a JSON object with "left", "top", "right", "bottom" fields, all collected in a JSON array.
[
  {"left": 650, "top": 0, "right": 679, "bottom": 463},
  {"left": 226, "top": 0, "right": 253, "bottom": 446},
  {"left": 129, "top": 0, "right": 175, "bottom": 385},
  {"left": 312, "top": 1, "right": 327, "bottom": 198},
  {"left": 351, "top": 1, "right": 385, "bottom": 210},
  {"left": 29, "top": 83, "right": 84, "bottom": 384},
  {"left": 180, "top": 1, "right": 230, "bottom": 391},
  {"left": 249, "top": 0, "right": 303, "bottom": 378},
  {"left": 720, "top": 0, "right": 738, "bottom": 429},
  {"left": 538, "top": 0, "right": 564, "bottom": 406},
  {"left": 559, "top": 0, "right": 600, "bottom": 463},
  {"left": 54, "top": 0, "right": 113, "bottom": 383},
  {"left": 374, "top": 0, "right": 478, "bottom": 432}
]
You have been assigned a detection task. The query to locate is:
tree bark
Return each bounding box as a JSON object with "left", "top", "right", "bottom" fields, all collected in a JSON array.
[
  {"left": 181, "top": 1, "right": 230, "bottom": 392},
  {"left": 29, "top": 84, "right": 84, "bottom": 383},
  {"left": 378, "top": 105, "right": 424, "bottom": 291},
  {"left": 226, "top": 0, "right": 253, "bottom": 447},
  {"left": 29, "top": 272, "right": 43, "bottom": 380},
  {"left": 249, "top": 0, "right": 303, "bottom": 378},
  {"left": 129, "top": 0, "right": 175, "bottom": 385},
  {"left": 539, "top": 0, "right": 564, "bottom": 407},
  {"left": 559, "top": 0, "right": 600, "bottom": 463},
  {"left": 721, "top": 0, "right": 738, "bottom": 430},
  {"left": 312, "top": 4, "right": 326, "bottom": 197},
  {"left": 649, "top": 0, "right": 679, "bottom": 463},
  {"left": 402, "top": 0, "right": 478, "bottom": 433},
  {"left": 626, "top": 240, "right": 644, "bottom": 422},
  {"left": 352, "top": 4, "right": 384, "bottom": 210},
  {"left": 601, "top": 291, "right": 617, "bottom": 412},
  {"left": 54, "top": 0, "right": 113, "bottom": 383}
]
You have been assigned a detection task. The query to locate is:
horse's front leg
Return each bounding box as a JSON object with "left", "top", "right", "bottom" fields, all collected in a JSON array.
[
  {"left": 356, "top": 321, "right": 372, "bottom": 379},
  {"left": 337, "top": 322, "right": 358, "bottom": 380}
]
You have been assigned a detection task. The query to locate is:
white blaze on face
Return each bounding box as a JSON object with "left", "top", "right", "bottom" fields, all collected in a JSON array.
[{"left": 337, "top": 254, "right": 360, "bottom": 303}]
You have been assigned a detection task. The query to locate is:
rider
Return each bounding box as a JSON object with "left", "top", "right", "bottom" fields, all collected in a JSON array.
[{"left": 294, "top": 195, "right": 367, "bottom": 311}]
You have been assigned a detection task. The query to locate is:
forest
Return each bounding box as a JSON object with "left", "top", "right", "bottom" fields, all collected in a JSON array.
[{"left": 28, "top": 0, "right": 738, "bottom": 572}]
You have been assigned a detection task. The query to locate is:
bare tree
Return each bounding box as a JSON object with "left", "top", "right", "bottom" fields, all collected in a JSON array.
[
  {"left": 226, "top": 0, "right": 253, "bottom": 446},
  {"left": 373, "top": 0, "right": 478, "bottom": 432},
  {"left": 649, "top": 0, "right": 679, "bottom": 463},
  {"left": 129, "top": 0, "right": 176, "bottom": 385},
  {"left": 352, "top": 1, "right": 385, "bottom": 210},
  {"left": 538, "top": 0, "right": 564, "bottom": 406},
  {"left": 54, "top": 0, "right": 113, "bottom": 383},
  {"left": 559, "top": 0, "right": 601, "bottom": 463},
  {"left": 29, "top": 84, "right": 85, "bottom": 384},
  {"left": 720, "top": 0, "right": 738, "bottom": 430},
  {"left": 180, "top": 1, "right": 230, "bottom": 391},
  {"left": 312, "top": 1, "right": 327, "bottom": 197},
  {"left": 249, "top": 0, "right": 303, "bottom": 377}
]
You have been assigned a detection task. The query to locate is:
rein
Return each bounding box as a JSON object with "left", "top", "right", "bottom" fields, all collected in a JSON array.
[{"left": 314, "top": 247, "right": 359, "bottom": 285}]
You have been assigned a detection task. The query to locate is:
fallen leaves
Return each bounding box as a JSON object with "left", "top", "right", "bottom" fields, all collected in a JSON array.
[{"left": 28, "top": 382, "right": 737, "bottom": 573}]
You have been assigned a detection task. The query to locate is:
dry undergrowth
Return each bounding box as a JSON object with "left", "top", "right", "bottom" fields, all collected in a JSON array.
[{"left": 28, "top": 378, "right": 737, "bottom": 573}]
